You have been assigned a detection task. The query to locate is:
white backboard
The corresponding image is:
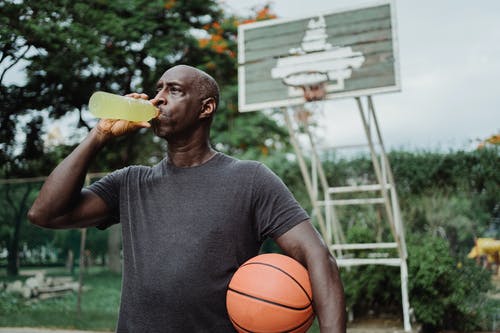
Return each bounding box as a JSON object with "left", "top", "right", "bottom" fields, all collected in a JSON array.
[{"left": 238, "top": 0, "right": 400, "bottom": 112}]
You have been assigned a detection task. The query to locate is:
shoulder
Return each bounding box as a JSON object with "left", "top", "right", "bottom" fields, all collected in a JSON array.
[
  {"left": 217, "top": 153, "right": 282, "bottom": 185},
  {"left": 215, "top": 153, "right": 262, "bottom": 172},
  {"left": 101, "top": 163, "right": 159, "bottom": 184}
]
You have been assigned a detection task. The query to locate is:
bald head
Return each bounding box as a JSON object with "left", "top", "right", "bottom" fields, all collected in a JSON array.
[{"left": 166, "top": 65, "right": 220, "bottom": 112}]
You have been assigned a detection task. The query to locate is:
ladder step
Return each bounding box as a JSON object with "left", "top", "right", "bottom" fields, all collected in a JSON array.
[
  {"left": 318, "top": 198, "right": 385, "bottom": 206},
  {"left": 330, "top": 242, "right": 398, "bottom": 250},
  {"left": 328, "top": 184, "right": 392, "bottom": 194},
  {"left": 323, "top": 142, "right": 380, "bottom": 150},
  {"left": 336, "top": 258, "right": 402, "bottom": 267}
]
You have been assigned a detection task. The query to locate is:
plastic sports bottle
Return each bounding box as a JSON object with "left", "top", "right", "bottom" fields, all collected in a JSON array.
[{"left": 88, "top": 91, "right": 158, "bottom": 122}]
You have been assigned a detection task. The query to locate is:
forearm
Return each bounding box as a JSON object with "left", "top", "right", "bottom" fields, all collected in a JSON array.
[
  {"left": 308, "top": 252, "right": 346, "bottom": 333},
  {"left": 28, "top": 128, "right": 110, "bottom": 226},
  {"left": 276, "top": 221, "right": 347, "bottom": 332}
]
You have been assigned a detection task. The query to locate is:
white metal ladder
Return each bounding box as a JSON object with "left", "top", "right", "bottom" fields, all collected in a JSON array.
[{"left": 281, "top": 95, "right": 411, "bottom": 332}]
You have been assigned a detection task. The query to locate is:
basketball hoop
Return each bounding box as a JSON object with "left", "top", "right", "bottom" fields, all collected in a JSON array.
[
  {"left": 282, "top": 71, "right": 328, "bottom": 102},
  {"left": 294, "top": 106, "right": 312, "bottom": 126},
  {"left": 301, "top": 83, "right": 327, "bottom": 102}
]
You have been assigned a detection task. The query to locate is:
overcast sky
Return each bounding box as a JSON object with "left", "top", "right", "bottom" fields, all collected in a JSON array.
[{"left": 221, "top": 0, "right": 500, "bottom": 152}]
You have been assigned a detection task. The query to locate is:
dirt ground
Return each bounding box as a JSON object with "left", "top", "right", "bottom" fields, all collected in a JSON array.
[
  {"left": 0, "top": 327, "right": 412, "bottom": 333},
  {"left": 0, "top": 327, "right": 109, "bottom": 333},
  {"left": 0, "top": 323, "right": 416, "bottom": 333}
]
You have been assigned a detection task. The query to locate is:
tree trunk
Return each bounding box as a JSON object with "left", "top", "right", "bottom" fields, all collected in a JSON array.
[
  {"left": 7, "top": 238, "right": 19, "bottom": 276},
  {"left": 107, "top": 224, "right": 122, "bottom": 274},
  {"left": 5, "top": 183, "right": 32, "bottom": 276},
  {"left": 66, "top": 249, "right": 74, "bottom": 274}
]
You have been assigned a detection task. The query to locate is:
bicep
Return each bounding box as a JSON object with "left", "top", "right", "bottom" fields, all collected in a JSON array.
[{"left": 275, "top": 220, "right": 330, "bottom": 267}]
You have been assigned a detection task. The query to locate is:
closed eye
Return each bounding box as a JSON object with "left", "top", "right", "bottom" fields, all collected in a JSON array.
[{"left": 167, "top": 84, "right": 182, "bottom": 95}]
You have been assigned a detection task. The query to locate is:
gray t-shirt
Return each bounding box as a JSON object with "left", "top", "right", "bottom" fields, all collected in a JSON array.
[{"left": 87, "top": 152, "right": 309, "bottom": 332}]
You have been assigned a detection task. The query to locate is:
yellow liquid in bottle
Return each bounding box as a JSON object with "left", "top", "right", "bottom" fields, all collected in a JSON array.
[{"left": 88, "top": 91, "right": 158, "bottom": 122}]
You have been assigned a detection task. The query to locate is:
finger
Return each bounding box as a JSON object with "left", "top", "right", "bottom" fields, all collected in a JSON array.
[
  {"left": 139, "top": 93, "right": 149, "bottom": 100},
  {"left": 125, "top": 93, "right": 148, "bottom": 99},
  {"left": 136, "top": 121, "right": 151, "bottom": 128}
]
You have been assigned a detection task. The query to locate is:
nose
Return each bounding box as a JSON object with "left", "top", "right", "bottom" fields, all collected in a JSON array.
[
  {"left": 152, "top": 94, "right": 166, "bottom": 107},
  {"left": 151, "top": 87, "right": 168, "bottom": 106}
]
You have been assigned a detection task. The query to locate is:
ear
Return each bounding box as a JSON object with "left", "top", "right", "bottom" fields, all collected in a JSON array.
[{"left": 199, "top": 97, "right": 216, "bottom": 119}]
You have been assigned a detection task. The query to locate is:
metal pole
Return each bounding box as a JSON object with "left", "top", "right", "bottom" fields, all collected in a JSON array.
[
  {"left": 77, "top": 228, "right": 87, "bottom": 317},
  {"left": 302, "top": 120, "right": 345, "bottom": 252},
  {"left": 368, "top": 96, "right": 408, "bottom": 258},
  {"left": 367, "top": 96, "right": 412, "bottom": 332},
  {"left": 76, "top": 176, "right": 90, "bottom": 317},
  {"left": 311, "top": 147, "right": 318, "bottom": 202},
  {"left": 282, "top": 107, "right": 328, "bottom": 239},
  {"left": 400, "top": 259, "right": 412, "bottom": 332},
  {"left": 355, "top": 97, "right": 401, "bottom": 256}
]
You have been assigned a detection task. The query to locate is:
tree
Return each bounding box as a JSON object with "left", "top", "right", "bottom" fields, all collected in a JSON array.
[
  {"left": 194, "top": 4, "right": 289, "bottom": 159},
  {"left": 0, "top": 182, "right": 35, "bottom": 275},
  {"left": 1, "top": 0, "right": 292, "bottom": 276},
  {"left": 107, "top": 224, "right": 122, "bottom": 274},
  {"left": 0, "top": 116, "right": 66, "bottom": 275}
]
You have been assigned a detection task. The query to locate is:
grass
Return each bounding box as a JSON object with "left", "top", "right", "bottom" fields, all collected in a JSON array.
[
  {"left": 0, "top": 267, "right": 120, "bottom": 331},
  {"left": 1, "top": 266, "right": 323, "bottom": 332}
]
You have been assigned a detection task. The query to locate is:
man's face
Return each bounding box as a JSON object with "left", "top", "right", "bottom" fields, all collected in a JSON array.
[{"left": 151, "top": 66, "right": 203, "bottom": 139}]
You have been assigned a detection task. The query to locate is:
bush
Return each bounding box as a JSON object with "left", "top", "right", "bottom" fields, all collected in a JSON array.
[
  {"left": 407, "top": 236, "right": 492, "bottom": 332},
  {"left": 341, "top": 225, "right": 495, "bottom": 332},
  {"left": 341, "top": 225, "right": 401, "bottom": 315}
]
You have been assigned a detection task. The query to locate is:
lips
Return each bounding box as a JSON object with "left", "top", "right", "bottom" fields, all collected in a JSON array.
[{"left": 156, "top": 108, "right": 170, "bottom": 119}]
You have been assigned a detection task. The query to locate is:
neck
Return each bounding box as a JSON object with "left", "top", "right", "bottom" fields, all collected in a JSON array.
[{"left": 166, "top": 137, "right": 215, "bottom": 168}]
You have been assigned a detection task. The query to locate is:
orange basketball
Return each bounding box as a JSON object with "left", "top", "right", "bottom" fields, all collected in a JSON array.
[{"left": 226, "top": 253, "right": 315, "bottom": 333}]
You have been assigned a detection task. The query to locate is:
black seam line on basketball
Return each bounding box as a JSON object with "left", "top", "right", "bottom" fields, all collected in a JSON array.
[
  {"left": 241, "top": 262, "right": 313, "bottom": 303},
  {"left": 228, "top": 287, "right": 312, "bottom": 311},
  {"left": 284, "top": 311, "right": 316, "bottom": 333},
  {"left": 229, "top": 311, "right": 315, "bottom": 333}
]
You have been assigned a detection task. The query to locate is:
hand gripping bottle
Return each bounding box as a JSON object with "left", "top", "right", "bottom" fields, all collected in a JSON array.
[{"left": 88, "top": 91, "right": 158, "bottom": 122}]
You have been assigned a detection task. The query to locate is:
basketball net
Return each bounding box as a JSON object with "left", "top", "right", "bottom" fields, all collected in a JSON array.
[
  {"left": 289, "top": 80, "right": 327, "bottom": 129},
  {"left": 301, "top": 82, "right": 327, "bottom": 102}
]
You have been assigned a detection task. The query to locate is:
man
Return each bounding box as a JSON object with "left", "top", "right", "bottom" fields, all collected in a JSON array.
[{"left": 28, "top": 65, "right": 346, "bottom": 332}]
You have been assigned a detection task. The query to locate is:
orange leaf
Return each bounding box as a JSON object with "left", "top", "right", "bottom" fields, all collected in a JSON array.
[{"left": 164, "top": 0, "right": 176, "bottom": 9}]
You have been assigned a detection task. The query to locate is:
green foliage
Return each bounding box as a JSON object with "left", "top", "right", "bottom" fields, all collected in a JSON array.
[
  {"left": 1, "top": 0, "right": 289, "bottom": 175},
  {"left": 321, "top": 148, "right": 499, "bottom": 252},
  {"left": 341, "top": 227, "right": 495, "bottom": 331},
  {"left": 319, "top": 148, "right": 499, "bottom": 331},
  {"left": 389, "top": 148, "right": 499, "bottom": 204},
  {"left": 403, "top": 191, "right": 488, "bottom": 255},
  {"left": 407, "top": 236, "right": 492, "bottom": 332},
  {"left": 394, "top": 148, "right": 500, "bottom": 253},
  {"left": 0, "top": 182, "right": 44, "bottom": 275},
  {"left": 341, "top": 225, "right": 401, "bottom": 314},
  {"left": 2, "top": 0, "right": 222, "bottom": 173}
]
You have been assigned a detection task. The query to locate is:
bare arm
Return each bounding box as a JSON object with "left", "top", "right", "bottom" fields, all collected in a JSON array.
[
  {"left": 28, "top": 93, "right": 154, "bottom": 229},
  {"left": 275, "top": 220, "right": 346, "bottom": 333}
]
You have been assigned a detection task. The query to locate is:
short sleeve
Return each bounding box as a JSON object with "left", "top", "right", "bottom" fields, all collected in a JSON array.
[
  {"left": 86, "top": 168, "right": 127, "bottom": 229},
  {"left": 252, "top": 163, "right": 309, "bottom": 241}
]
